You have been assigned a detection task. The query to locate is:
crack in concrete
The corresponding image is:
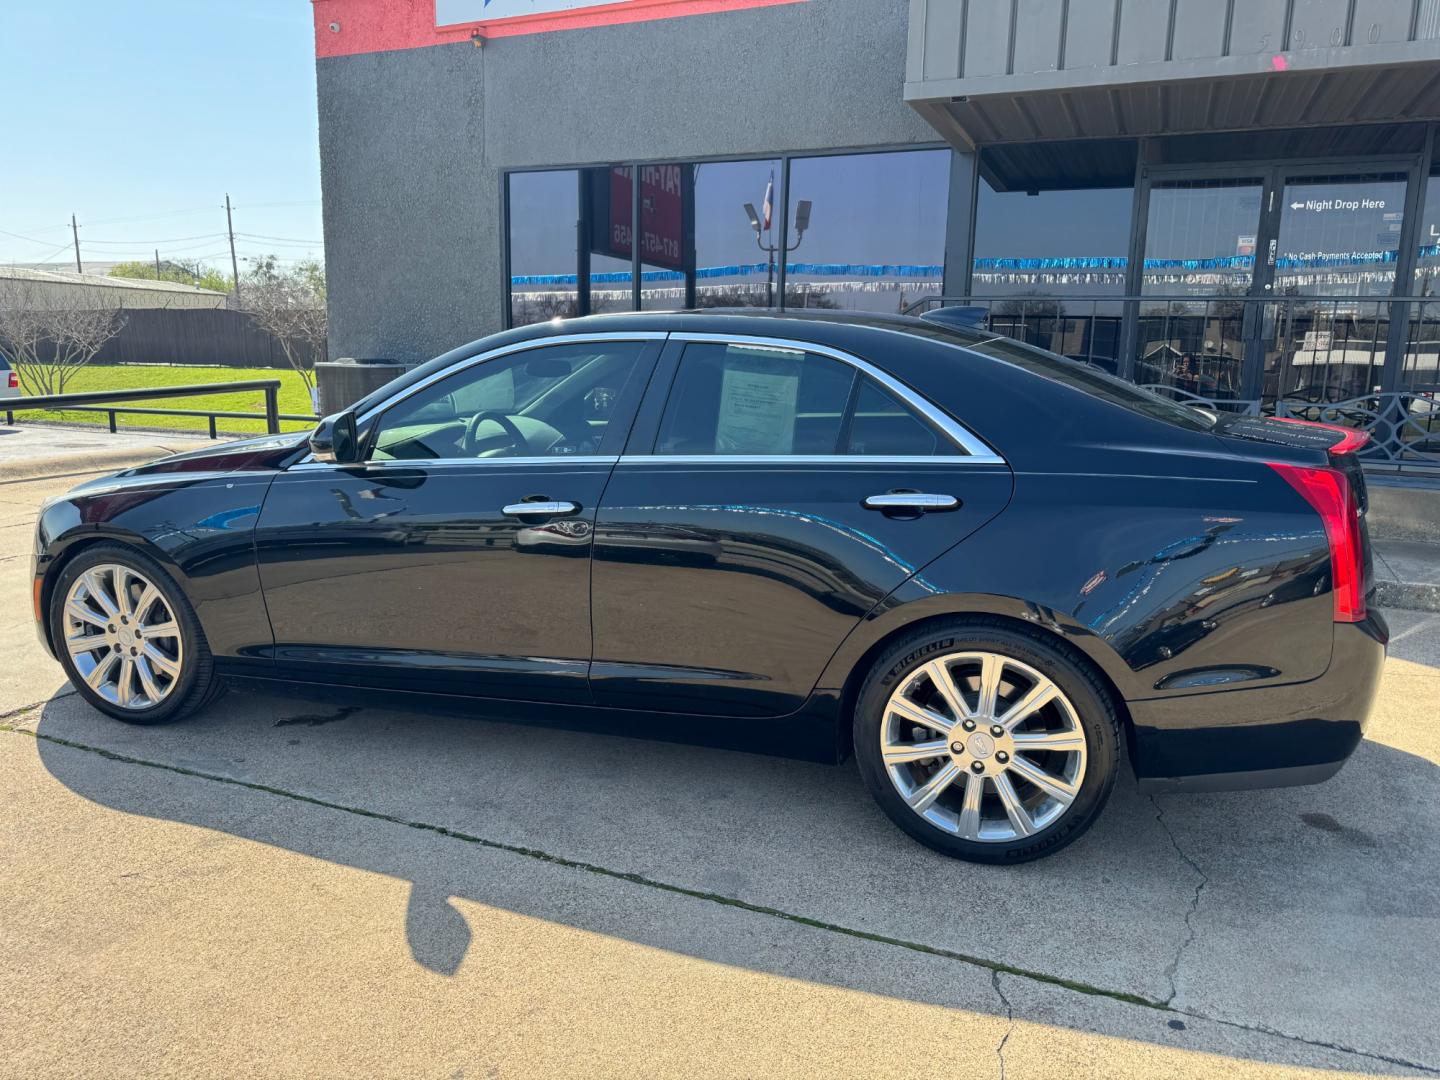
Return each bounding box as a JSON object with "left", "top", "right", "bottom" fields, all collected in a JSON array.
[
  {"left": 1151, "top": 794, "right": 1209, "bottom": 1008},
  {"left": 990, "top": 970, "right": 1014, "bottom": 1080},
  {"left": 0, "top": 690, "right": 76, "bottom": 724},
  {"left": 3, "top": 720, "right": 1437, "bottom": 1076}
]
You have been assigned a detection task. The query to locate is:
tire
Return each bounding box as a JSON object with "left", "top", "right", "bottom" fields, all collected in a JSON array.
[
  {"left": 853, "top": 619, "right": 1120, "bottom": 864},
  {"left": 49, "top": 543, "right": 225, "bottom": 725}
]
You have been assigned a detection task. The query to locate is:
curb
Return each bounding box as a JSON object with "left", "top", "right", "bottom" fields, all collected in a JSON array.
[
  {"left": 0, "top": 444, "right": 202, "bottom": 485},
  {"left": 1375, "top": 579, "right": 1440, "bottom": 614}
]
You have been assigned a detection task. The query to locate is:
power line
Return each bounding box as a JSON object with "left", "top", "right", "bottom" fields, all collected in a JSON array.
[
  {"left": 0, "top": 226, "right": 72, "bottom": 246},
  {"left": 235, "top": 231, "right": 324, "bottom": 244},
  {"left": 2, "top": 238, "right": 79, "bottom": 266},
  {"left": 83, "top": 232, "right": 227, "bottom": 246},
  {"left": 83, "top": 205, "right": 224, "bottom": 228}
]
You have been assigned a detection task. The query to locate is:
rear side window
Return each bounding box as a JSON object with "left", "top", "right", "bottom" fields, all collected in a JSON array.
[
  {"left": 654, "top": 342, "right": 960, "bottom": 457},
  {"left": 960, "top": 334, "right": 1218, "bottom": 433}
]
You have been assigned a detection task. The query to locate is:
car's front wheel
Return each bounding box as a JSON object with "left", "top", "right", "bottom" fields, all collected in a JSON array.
[
  {"left": 49, "top": 544, "right": 223, "bottom": 724},
  {"left": 854, "top": 621, "right": 1120, "bottom": 863}
]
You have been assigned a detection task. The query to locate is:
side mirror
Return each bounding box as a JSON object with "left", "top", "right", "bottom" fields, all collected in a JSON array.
[{"left": 311, "top": 411, "right": 359, "bottom": 464}]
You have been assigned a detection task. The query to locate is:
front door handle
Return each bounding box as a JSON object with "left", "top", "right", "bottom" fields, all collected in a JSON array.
[
  {"left": 862, "top": 492, "right": 960, "bottom": 513},
  {"left": 502, "top": 499, "right": 580, "bottom": 517}
]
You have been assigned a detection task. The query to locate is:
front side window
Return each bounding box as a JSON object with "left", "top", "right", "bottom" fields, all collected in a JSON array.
[
  {"left": 654, "top": 342, "right": 960, "bottom": 457},
  {"left": 369, "top": 341, "right": 647, "bottom": 461}
]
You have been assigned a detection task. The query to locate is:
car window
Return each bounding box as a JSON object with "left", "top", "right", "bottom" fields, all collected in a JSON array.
[
  {"left": 846, "top": 379, "right": 943, "bottom": 456},
  {"left": 654, "top": 341, "right": 960, "bottom": 457},
  {"left": 941, "top": 330, "right": 1219, "bottom": 433},
  {"left": 368, "top": 341, "right": 647, "bottom": 461}
]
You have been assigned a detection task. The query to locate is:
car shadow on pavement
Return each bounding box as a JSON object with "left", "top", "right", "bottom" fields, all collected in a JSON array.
[{"left": 28, "top": 679, "right": 1440, "bottom": 1074}]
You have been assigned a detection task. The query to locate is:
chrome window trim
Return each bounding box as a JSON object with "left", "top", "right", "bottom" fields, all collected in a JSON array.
[
  {"left": 291, "top": 455, "right": 620, "bottom": 472},
  {"left": 651, "top": 332, "right": 1006, "bottom": 465},
  {"left": 617, "top": 455, "right": 988, "bottom": 466},
  {"left": 355, "top": 331, "right": 667, "bottom": 427}
]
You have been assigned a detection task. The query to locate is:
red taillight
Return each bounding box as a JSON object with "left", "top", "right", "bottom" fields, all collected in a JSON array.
[
  {"left": 1268, "top": 462, "right": 1366, "bottom": 623},
  {"left": 5, "top": 371, "right": 16, "bottom": 390},
  {"left": 1273, "top": 415, "right": 1370, "bottom": 455}
]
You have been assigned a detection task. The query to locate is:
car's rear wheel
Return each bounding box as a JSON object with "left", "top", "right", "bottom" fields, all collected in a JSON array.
[
  {"left": 854, "top": 621, "right": 1120, "bottom": 863},
  {"left": 50, "top": 544, "right": 223, "bottom": 724}
]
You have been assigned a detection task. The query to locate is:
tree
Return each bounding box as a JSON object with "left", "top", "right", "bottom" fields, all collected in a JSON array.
[
  {"left": 240, "top": 255, "right": 327, "bottom": 402},
  {"left": 0, "top": 274, "right": 126, "bottom": 395},
  {"left": 109, "top": 259, "right": 232, "bottom": 294}
]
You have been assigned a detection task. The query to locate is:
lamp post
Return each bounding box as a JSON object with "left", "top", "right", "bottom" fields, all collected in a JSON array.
[{"left": 744, "top": 199, "right": 812, "bottom": 307}]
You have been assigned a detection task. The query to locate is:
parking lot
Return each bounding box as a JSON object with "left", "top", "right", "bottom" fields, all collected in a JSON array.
[{"left": 2, "top": 466, "right": 1438, "bottom": 1078}]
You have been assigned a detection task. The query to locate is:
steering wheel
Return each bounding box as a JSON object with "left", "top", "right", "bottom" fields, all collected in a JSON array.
[{"left": 464, "top": 410, "right": 528, "bottom": 456}]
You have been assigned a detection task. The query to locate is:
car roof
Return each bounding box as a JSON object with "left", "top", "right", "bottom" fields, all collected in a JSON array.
[{"left": 509, "top": 307, "right": 994, "bottom": 346}]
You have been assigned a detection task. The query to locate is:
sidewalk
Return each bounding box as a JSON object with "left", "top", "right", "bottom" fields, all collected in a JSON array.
[
  {"left": 1375, "top": 538, "right": 1440, "bottom": 613},
  {"left": 0, "top": 422, "right": 209, "bottom": 483}
]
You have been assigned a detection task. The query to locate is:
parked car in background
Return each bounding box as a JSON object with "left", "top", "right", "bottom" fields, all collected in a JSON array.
[
  {"left": 30, "top": 311, "right": 1387, "bottom": 863},
  {"left": 0, "top": 356, "right": 19, "bottom": 400}
]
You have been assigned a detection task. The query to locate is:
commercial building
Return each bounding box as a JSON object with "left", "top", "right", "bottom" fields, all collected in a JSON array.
[
  {"left": 314, "top": 0, "right": 1440, "bottom": 470},
  {"left": 0, "top": 266, "right": 229, "bottom": 310}
]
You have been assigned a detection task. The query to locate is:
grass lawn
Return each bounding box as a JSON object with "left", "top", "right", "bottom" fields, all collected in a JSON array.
[{"left": 8, "top": 365, "right": 318, "bottom": 436}]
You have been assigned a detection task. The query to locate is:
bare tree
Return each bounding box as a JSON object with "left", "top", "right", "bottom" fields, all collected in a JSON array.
[
  {"left": 241, "top": 256, "right": 327, "bottom": 405},
  {"left": 511, "top": 291, "right": 580, "bottom": 325},
  {"left": 0, "top": 273, "right": 126, "bottom": 395}
]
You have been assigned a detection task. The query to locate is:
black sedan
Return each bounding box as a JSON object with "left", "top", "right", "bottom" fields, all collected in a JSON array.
[{"left": 31, "top": 312, "right": 1387, "bottom": 863}]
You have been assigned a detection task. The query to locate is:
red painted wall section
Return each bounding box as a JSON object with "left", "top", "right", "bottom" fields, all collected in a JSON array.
[{"left": 313, "top": 0, "right": 806, "bottom": 58}]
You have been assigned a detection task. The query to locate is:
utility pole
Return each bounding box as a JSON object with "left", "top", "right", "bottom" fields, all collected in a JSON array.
[
  {"left": 225, "top": 193, "right": 241, "bottom": 302},
  {"left": 70, "top": 214, "right": 82, "bottom": 273},
  {"left": 154, "top": 249, "right": 162, "bottom": 277}
]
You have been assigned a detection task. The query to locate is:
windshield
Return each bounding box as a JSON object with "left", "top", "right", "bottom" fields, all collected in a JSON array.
[{"left": 909, "top": 322, "right": 1218, "bottom": 433}]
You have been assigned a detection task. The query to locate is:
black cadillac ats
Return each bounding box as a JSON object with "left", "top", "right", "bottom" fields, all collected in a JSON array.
[{"left": 31, "top": 312, "right": 1388, "bottom": 863}]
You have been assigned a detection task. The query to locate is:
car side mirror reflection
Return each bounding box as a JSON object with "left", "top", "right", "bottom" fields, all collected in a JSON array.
[{"left": 311, "top": 411, "right": 359, "bottom": 464}]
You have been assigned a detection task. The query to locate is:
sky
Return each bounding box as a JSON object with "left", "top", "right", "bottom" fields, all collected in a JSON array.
[{"left": 1, "top": 0, "right": 322, "bottom": 273}]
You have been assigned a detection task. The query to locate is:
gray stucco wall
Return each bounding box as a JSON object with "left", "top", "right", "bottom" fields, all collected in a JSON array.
[{"left": 317, "top": 0, "right": 936, "bottom": 362}]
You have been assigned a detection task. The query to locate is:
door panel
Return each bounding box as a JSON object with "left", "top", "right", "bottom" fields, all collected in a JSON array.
[
  {"left": 255, "top": 460, "right": 612, "bottom": 702},
  {"left": 253, "top": 335, "right": 660, "bottom": 702},
  {"left": 589, "top": 459, "right": 1013, "bottom": 716}
]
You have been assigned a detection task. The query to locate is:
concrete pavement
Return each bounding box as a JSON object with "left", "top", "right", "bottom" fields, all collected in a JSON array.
[
  {"left": 0, "top": 421, "right": 208, "bottom": 482},
  {"left": 2, "top": 463, "right": 1438, "bottom": 1077}
]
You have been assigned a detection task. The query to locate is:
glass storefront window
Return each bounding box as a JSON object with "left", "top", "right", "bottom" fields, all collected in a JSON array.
[
  {"left": 784, "top": 149, "right": 950, "bottom": 314},
  {"left": 635, "top": 159, "right": 790, "bottom": 310},
  {"left": 971, "top": 142, "right": 1136, "bottom": 373},
  {"left": 1272, "top": 173, "right": 1407, "bottom": 298},
  {"left": 690, "top": 158, "right": 783, "bottom": 309},
  {"left": 973, "top": 154, "right": 1135, "bottom": 298},
  {"left": 507, "top": 170, "right": 579, "bottom": 327},
  {"left": 511, "top": 150, "right": 947, "bottom": 321},
  {"left": 638, "top": 163, "right": 691, "bottom": 310},
  {"left": 584, "top": 165, "right": 635, "bottom": 314},
  {"left": 1142, "top": 178, "right": 1263, "bottom": 296},
  {"left": 1406, "top": 169, "right": 1440, "bottom": 393}
]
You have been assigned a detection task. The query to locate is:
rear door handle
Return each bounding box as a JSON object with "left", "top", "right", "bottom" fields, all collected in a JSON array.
[
  {"left": 862, "top": 493, "right": 960, "bottom": 513},
  {"left": 502, "top": 500, "right": 580, "bottom": 517}
]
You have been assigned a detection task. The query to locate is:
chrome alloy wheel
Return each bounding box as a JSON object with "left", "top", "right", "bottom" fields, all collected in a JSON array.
[
  {"left": 62, "top": 564, "right": 185, "bottom": 710},
  {"left": 880, "top": 651, "right": 1088, "bottom": 842}
]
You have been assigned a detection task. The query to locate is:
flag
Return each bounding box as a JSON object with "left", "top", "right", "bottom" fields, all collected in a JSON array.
[{"left": 762, "top": 173, "right": 773, "bottom": 231}]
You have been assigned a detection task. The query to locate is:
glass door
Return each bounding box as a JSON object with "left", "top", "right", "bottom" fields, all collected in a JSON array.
[
  {"left": 1257, "top": 169, "right": 1409, "bottom": 403},
  {"left": 1138, "top": 176, "right": 1265, "bottom": 400}
]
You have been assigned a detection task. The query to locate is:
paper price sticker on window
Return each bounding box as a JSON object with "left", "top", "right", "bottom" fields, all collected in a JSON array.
[{"left": 715, "top": 348, "right": 803, "bottom": 454}]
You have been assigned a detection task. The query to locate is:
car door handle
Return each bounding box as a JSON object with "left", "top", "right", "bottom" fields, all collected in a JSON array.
[
  {"left": 502, "top": 499, "right": 580, "bottom": 517},
  {"left": 862, "top": 493, "right": 960, "bottom": 513}
]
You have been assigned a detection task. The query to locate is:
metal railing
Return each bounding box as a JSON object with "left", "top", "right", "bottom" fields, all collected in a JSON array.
[
  {"left": 3, "top": 380, "right": 318, "bottom": 439},
  {"left": 903, "top": 293, "right": 1440, "bottom": 471}
]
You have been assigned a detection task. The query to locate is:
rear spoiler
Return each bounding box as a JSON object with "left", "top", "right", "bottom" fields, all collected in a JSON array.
[{"left": 1213, "top": 413, "right": 1370, "bottom": 459}]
